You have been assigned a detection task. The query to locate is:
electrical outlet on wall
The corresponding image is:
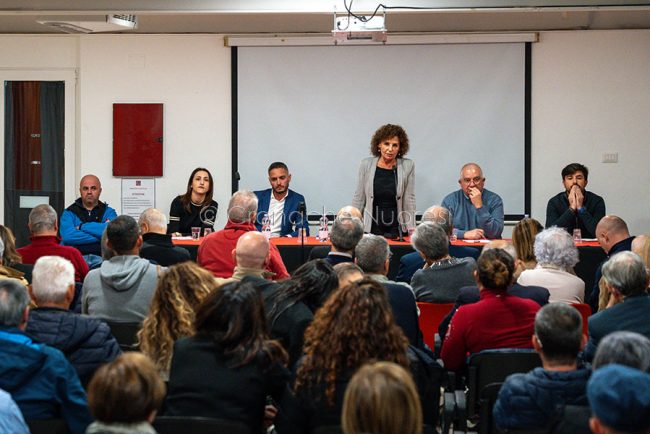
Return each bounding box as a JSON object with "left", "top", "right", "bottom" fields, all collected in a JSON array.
[{"left": 602, "top": 152, "right": 618, "bottom": 163}]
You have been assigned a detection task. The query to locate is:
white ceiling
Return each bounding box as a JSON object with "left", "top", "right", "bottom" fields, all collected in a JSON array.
[{"left": 1, "top": 0, "right": 649, "bottom": 34}]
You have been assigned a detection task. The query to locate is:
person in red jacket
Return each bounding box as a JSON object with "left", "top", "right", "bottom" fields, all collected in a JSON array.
[
  {"left": 17, "top": 204, "right": 89, "bottom": 283},
  {"left": 197, "top": 190, "right": 289, "bottom": 280},
  {"left": 441, "top": 248, "right": 540, "bottom": 371}
]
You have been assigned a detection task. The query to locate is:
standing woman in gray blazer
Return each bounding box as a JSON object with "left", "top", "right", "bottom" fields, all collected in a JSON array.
[{"left": 352, "top": 124, "right": 416, "bottom": 237}]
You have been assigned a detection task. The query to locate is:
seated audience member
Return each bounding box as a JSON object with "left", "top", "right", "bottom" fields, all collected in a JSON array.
[
  {"left": 342, "top": 361, "right": 423, "bottom": 434},
  {"left": 324, "top": 214, "right": 364, "bottom": 266},
  {"left": 545, "top": 163, "right": 606, "bottom": 239},
  {"left": 355, "top": 234, "right": 422, "bottom": 347},
  {"left": 214, "top": 231, "right": 278, "bottom": 300},
  {"left": 86, "top": 352, "right": 165, "bottom": 434},
  {"left": 333, "top": 262, "right": 364, "bottom": 289},
  {"left": 138, "top": 207, "right": 190, "bottom": 266},
  {"left": 410, "top": 222, "right": 476, "bottom": 303},
  {"left": 82, "top": 215, "right": 161, "bottom": 322},
  {"left": 441, "top": 163, "right": 504, "bottom": 239},
  {"left": 493, "top": 303, "right": 590, "bottom": 429},
  {"left": 512, "top": 217, "right": 544, "bottom": 272},
  {"left": 276, "top": 279, "right": 438, "bottom": 433},
  {"left": 168, "top": 167, "right": 218, "bottom": 236},
  {"left": 60, "top": 174, "right": 117, "bottom": 257},
  {"left": 165, "top": 281, "right": 289, "bottom": 434},
  {"left": 438, "top": 241, "right": 549, "bottom": 345},
  {"left": 0, "top": 237, "right": 28, "bottom": 286},
  {"left": 517, "top": 227, "right": 585, "bottom": 303},
  {"left": 17, "top": 204, "right": 89, "bottom": 282},
  {"left": 441, "top": 249, "right": 540, "bottom": 371},
  {"left": 592, "top": 331, "right": 650, "bottom": 372},
  {"left": 309, "top": 206, "right": 363, "bottom": 261},
  {"left": 0, "top": 226, "right": 31, "bottom": 284},
  {"left": 198, "top": 190, "right": 289, "bottom": 280},
  {"left": 0, "top": 388, "right": 29, "bottom": 434},
  {"left": 0, "top": 280, "right": 92, "bottom": 434},
  {"left": 632, "top": 234, "right": 650, "bottom": 272},
  {"left": 268, "top": 260, "right": 338, "bottom": 368},
  {"left": 589, "top": 215, "right": 635, "bottom": 310},
  {"left": 138, "top": 262, "right": 214, "bottom": 380},
  {"left": 25, "top": 256, "right": 121, "bottom": 385},
  {"left": 587, "top": 364, "right": 650, "bottom": 434},
  {"left": 395, "top": 205, "right": 480, "bottom": 283},
  {"left": 254, "top": 162, "right": 309, "bottom": 237},
  {"left": 583, "top": 251, "right": 650, "bottom": 361}
]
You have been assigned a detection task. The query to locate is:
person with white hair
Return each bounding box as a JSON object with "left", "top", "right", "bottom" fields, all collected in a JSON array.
[
  {"left": 139, "top": 207, "right": 190, "bottom": 266},
  {"left": 517, "top": 227, "right": 585, "bottom": 304},
  {"left": 198, "top": 190, "right": 289, "bottom": 280},
  {"left": 17, "top": 204, "right": 89, "bottom": 283},
  {"left": 25, "top": 256, "right": 121, "bottom": 385}
]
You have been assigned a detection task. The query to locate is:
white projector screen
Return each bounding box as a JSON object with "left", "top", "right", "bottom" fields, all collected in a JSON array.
[{"left": 236, "top": 43, "right": 528, "bottom": 220}]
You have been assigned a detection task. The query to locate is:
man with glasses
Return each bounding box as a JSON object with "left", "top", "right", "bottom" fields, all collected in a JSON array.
[{"left": 441, "top": 163, "right": 504, "bottom": 239}]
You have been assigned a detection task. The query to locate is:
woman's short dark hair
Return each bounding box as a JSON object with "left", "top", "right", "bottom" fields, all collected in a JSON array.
[
  {"left": 180, "top": 167, "right": 214, "bottom": 213},
  {"left": 87, "top": 352, "right": 165, "bottom": 424},
  {"left": 476, "top": 248, "right": 515, "bottom": 290},
  {"left": 370, "top": 124, "right": 410, "bottom": 157},
  {"left": 195, "top": 281, "right": 287, "bottom": 367}
]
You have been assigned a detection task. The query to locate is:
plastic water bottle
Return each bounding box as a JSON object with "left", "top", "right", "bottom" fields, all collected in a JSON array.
[
  {"left": 318, "top": 215, "right": 329, "bottom": 242},
  {"left": 261, "top": 214, "right": 271, "bottom": 240}
]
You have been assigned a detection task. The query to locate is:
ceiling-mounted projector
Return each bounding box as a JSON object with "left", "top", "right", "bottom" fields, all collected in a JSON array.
[{"left": 332, "top": 15, "right": 387, "bottom": 44}]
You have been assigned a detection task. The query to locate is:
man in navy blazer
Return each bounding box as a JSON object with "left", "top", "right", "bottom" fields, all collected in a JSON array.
[
  {"left": 254, "top": 162, "right": 309, "bottom": 237},
  {"left": 583, "top": 251, "right": 650, "bottom": 362},
  {"left": 395, "top": 205, "right": 480, "bottom": 283}
]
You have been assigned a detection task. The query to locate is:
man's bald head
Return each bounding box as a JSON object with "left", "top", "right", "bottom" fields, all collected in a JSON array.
[
  {"left": 79, "top": 174, "right": 102, "bottom": 210},
  {"left": 337, "top": 206, "right": 362, "bottom": 220},
  {"left": 234, "top": 231, "right": 269, "bottom": 269},
  {"left": 596, "top": 215, "right": 631, "bottom": 253},
  {"left": 421, "top": 205, "right": 452, "bottom": 236}
]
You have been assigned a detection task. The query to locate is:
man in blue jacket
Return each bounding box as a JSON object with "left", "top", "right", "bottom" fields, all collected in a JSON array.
[
  {"left": 254, "top": 162, "right": 308, "bottom": 237},
  {"left": 0, "top": 280, "right": 92, "bottom": 434},
  {"left": 60, "top": 174, "right": 117, "bottom": 257}
]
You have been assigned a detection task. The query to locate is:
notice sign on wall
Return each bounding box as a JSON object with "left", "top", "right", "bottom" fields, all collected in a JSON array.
[{"left": 121, "top": 178, "right": 155, "bottom": 219}]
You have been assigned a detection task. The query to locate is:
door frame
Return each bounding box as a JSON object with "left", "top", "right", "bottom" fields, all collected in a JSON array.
[{"left": 0, "top": 68, "right": 77, "bottom": 222}]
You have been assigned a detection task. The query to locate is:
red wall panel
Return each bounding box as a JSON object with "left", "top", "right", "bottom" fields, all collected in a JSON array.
[{"left": 113, "top": 103, "right": 163, "bottom": 177}]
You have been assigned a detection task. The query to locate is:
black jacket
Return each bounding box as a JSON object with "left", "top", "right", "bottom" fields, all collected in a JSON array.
[
  {"left": 140, "top": 232, "right": 191, "bottom": 267},
  {"left": 25, "top": 307, "right": 122, "bottom": 385}
]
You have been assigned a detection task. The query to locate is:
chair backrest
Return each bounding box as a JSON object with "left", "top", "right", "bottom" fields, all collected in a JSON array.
[
  {"left": 416, "top": 302, "right": 454, "bottom": 348},
  {"left": 467, "top": 349, "right": 542, "bottom": 418},
  {"left": 571, "top": 303, "right": 591, "bottom": 337},
  {"left": 26, "top": 419, "right": 69, "bottom": 434},
  {"left": 153, "top": 416, "right": 251, "bottom": 434},
  {"left": 478, "top": 382, "right": 503, "bottom": 434},
  {"left": 104, "top": 320, "right": 141, "bottom": 351}
]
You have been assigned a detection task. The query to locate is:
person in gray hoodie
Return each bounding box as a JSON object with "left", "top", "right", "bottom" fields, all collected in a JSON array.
[{"left": 82, "top": 215, "right": 162, "bottom": 322}]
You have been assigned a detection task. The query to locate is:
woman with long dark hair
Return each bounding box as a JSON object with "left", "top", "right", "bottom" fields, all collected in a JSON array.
[
  {"left": 164, "top": 281, "right": 289, "bottom": 433},
  {"left": 267, "top": 259, "right": 338, "bottom": 367},
  {"left": 168, "top": 167, "right": 218, "bottom": 236},
  {"left": 275, "top": 278, "right": 413, "bottom": 433}
]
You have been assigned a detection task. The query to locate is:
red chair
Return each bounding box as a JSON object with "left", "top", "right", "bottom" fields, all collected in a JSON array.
[
  {"left": 417, "top": 302, "right": 455, "bottom": 349},
  {"left": 571, "top": 303, "right": 592, "bottom": 337}
]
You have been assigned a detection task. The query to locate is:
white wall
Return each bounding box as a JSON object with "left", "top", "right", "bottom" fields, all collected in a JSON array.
[
  {"left": 531, "top": 30, "right": 650, "bottom": 235},
  {"left": 1, "top": 30, "right": 649, "bottom": 234},
  {"left": 78, "top": 35, "right": 231, "bottom": 228}
]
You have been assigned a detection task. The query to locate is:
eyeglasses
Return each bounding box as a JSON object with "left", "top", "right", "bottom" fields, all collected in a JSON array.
[{"left": 461, "top": 176, "right": 483, "bottom": 184}]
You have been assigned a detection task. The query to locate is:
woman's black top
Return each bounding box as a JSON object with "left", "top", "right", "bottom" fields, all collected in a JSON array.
[
  {"left": 371, "top": 167, "right": 399, "bottom": 237},
  {"left": 167, "top": 196, "right": 218, "bottom": 235}
]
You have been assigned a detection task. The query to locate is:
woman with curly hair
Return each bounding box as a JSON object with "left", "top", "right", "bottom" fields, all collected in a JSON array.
[
  {"left": 164, "top": 281, "right": 289, "bottom": 433},
  {"left": 512, "top": 217, "right": 544, "bottom": 276},
  {"left": 137, "top": 262, "right": 215, "bottom": 379},
  {"left": 268, "top": 259, "right": 338, "bottom": 368},
  {"left": 275, "top": 278, "right": 415, "bottom": 434},
  {"left": 352, "top": 124, "right": 415, "bottom": 238}
]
